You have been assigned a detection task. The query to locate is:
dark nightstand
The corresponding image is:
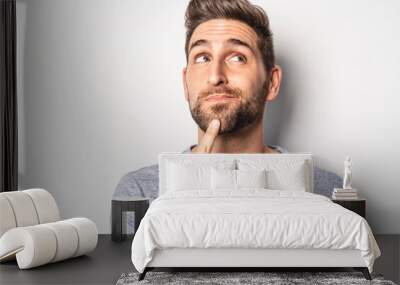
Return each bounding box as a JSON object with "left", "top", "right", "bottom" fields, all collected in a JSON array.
[
  {"left": 111, "top": 196, "right": 149, "bottom": 242},
  {"left": 332, "top": 198, "right": 366, "bottom": 218}
]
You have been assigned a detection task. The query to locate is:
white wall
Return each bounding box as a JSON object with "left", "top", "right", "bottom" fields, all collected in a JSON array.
[{"left": 17, "top": 0, "right": 400, "bottom": 234}]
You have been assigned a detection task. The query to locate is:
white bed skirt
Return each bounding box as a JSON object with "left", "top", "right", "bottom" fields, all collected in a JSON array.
[{"left": 147, "top": 248, "right": 366, "bottom": 268}]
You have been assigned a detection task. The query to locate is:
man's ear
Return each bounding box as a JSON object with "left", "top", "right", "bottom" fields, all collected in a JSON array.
[
  {"left": 266, "top": 65, "right": 282, "bottom": 102},
  {"left": 182, "top": 67, "right": 189, "bottom": 102}
]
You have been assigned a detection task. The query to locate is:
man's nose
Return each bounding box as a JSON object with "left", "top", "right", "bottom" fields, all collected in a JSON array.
[{"left": 207, "top": 60, "right": 227, "bottom": 86}]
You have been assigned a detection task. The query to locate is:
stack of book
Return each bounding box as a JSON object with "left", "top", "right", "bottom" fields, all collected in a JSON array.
[{"left": 332, "top": 188, "right": 358, "bottom": 200}]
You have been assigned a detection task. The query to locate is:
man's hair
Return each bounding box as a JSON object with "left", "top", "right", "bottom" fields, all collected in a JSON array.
[{"left": 184, "top": 0, "right": 275, "bottom": 74}]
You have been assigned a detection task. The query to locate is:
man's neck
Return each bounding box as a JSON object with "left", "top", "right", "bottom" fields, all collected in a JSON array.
[{"left": 192, "top": 118, "right": 278, "bottom": 154}]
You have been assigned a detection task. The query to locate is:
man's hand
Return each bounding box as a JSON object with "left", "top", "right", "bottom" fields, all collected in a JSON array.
[{"left": 192, "top": 119, "right": 220, "bottom": 153}]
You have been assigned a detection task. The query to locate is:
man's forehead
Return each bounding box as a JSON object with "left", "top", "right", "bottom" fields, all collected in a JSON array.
[{"left": 189, "top": 19, "right": 258, "bottom": 51}]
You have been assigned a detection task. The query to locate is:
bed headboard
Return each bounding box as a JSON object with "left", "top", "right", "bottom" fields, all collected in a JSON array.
[{"left": 158, "top": 152, "right": 314, "bottom": 195}]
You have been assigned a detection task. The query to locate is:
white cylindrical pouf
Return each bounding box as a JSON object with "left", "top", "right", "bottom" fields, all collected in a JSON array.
[
  {"left": 64, "top": 218, "right": 98, "bottom": 257},
  {"left": 42, "top": 221, "right": 79, "bottom": 262},
  {"left": 0, "top": 218, "right": 98, "bottom": 269},
  {"left": 23, "top": 189, "right": 60, "bottom": 224},
  {"left": 0, "top": 195, "right": 17, "bottom": 237},
  {"left": 0, "top": 226, "right": 57, "bottom": 269},
  {"left": 0, "top": 192, "right": 39, "bottom": 227}
]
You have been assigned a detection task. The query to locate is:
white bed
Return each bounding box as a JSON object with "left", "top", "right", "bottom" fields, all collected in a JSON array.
[{"left": 130, "top": 153, "right": 381, "bottom": 281}]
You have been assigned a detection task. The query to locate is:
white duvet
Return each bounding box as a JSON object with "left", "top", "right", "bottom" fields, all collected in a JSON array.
[{"left": 131, "top": 189, "right": 381, "bottom": 273}]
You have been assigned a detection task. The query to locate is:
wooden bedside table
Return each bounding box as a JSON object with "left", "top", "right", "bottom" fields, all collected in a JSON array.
[{"left": 332, "top": 198, "right": 366, "bottom": 218}]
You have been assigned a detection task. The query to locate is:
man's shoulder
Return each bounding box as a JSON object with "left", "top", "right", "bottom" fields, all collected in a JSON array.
[
  {"left": 125, "top": 163, "right": 159, "bottom": 180},
  {"left": 313, "top": 166, "right": 342, "bottom": 197},
  {"left": 118, "top": 163, "right": 160, "bottom": 186},
  {"left": 113, "top": 163, "right": 160, "bottom": 199}
]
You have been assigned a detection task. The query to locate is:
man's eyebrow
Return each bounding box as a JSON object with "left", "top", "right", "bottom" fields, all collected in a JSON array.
[
  {"left": 189, "top": 39, "right": 209, "bottom": 53},
  {"left": 188, "top": 38, "right": 256, "bottom": 55},
  {"left": 227, "top": 38, "right": 253, "bottom": 51}
]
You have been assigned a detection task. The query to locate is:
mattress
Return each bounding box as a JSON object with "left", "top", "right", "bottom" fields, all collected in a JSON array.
[{"left": 131, "top": 189, "right": 381, "bottom": 273}]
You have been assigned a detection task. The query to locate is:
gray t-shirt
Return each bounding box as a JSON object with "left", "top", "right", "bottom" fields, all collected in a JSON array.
[{"left": 113, "top": 144, "right": 342, "bottom": 201}]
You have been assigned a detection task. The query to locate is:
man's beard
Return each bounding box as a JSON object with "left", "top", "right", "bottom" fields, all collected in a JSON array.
[{"left": 189, "top": 81, "right": 267, "bottom": 135}]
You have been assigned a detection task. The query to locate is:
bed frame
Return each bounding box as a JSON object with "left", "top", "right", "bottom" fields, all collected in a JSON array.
[
  {"left": 139, "top": 248, "right": 371, "bottom": 280},
  {"left": 137, "top": 153, "right": 372, "bottom": 281}
]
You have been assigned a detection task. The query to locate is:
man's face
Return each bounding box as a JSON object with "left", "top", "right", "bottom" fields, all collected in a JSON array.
[{"left": 183, "top": 19, "right": 269, "bottom": 134}]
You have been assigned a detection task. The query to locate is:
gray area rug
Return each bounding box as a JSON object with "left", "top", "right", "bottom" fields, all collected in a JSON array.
[{"left": 116, "top": 271, "right": 396, "bottom": 285}]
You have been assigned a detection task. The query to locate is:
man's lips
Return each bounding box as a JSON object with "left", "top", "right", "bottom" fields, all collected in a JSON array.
[{"left": 205, "top": 94, "right": 236, "bottom": 101}]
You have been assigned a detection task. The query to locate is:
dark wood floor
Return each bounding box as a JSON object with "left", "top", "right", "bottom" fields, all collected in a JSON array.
[{"left": 0, "top": 234, "right": 398, "bottom": 285}]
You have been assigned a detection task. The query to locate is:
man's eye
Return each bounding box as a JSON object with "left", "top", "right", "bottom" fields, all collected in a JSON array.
[
  {"left": 230, "top": 55, "right": 246, "bottom": 63},
  {"left": 194, "top": 55, "right": 210, "bottom": 64}
]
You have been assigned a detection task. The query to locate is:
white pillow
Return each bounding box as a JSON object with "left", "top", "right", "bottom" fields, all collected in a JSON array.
[
  {"left": 166, "top": 159, "right": 236, "bottom": 191},
  {"left": 167, "top": 162, "right": 210, "bottom": 191},
  {"left": 211, "top": 168, "right": 236, "bottom": 190},
  {"left": 266, "top": 161, "right": 307, "bottom": 191},
  {"left": 210, "top": 168, "right": 267, "bottom": 190},
  {"left": 237, "top": 159, "right": 310, "bottom": 192},
  {"left": 236, "top": 169, "right": 267, "bottom": 189}
]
